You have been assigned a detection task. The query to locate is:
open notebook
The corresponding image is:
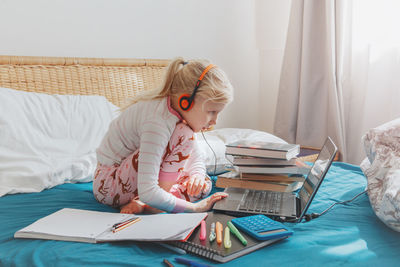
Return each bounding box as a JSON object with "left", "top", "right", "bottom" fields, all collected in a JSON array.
[{"left": 14, "top": 208, "right": 207, "bottom": 243}]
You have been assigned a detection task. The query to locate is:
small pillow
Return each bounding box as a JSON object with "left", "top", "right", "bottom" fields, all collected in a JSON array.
[
  {"left": 360, "top": 118, "right": 400, "bottom": 232},
  {"left": 196, "top": 128, "right": 287, "bottom": 175},
  {"left": 0, "top": 87, "right": 119, "bottom": 197}
]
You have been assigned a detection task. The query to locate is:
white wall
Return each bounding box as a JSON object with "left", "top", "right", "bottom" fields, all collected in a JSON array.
[
  {"left": 0, "top": 0, "right": 291, "bottom": 132},
  {"left": 256, "top": 0, "right": 292, "bottom": 133}
]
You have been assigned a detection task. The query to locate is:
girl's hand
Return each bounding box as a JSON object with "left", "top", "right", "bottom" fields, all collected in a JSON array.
[
  {"left": 184, "top": 175, "right": 208, "bottom": 197},
  {"left": 191, "top": 192, "right": 228, "bottom": 212}
]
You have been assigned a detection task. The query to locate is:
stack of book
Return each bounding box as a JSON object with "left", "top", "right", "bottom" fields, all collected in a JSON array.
[{"left": 216, "top": 140, "right": 310, "bottom": 192}]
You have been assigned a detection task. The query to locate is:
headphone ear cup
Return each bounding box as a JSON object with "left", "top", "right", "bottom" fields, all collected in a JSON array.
[{"left": 179, "top": 94, "right": 194, "bottom": 111}]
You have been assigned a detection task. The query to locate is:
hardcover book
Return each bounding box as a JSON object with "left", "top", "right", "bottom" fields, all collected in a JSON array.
[
  {"left": 239, "top": 172, "right": 305, "bottom": 182},
  {"left": 227, "top": 155, "right": 297, "bottom": 166},
  {"left": 225, "top": 141, "right": 300, "bottom": 160},
  {"left": 235, "top": 165, "right": 310, "bottom": 175},
  {"left": 216, "top": 172, "right": 303, "bottom": 192},
  {"left": 168, "top": 212, "right": 288, "bottom": 263}
]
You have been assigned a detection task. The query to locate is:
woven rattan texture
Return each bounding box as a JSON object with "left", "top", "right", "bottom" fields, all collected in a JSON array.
[{"left": 0, "top": 56, "right": 169, "bottom": 107}]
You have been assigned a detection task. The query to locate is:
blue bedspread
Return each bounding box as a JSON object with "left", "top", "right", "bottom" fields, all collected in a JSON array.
[{"left": 1, "top": 162, "right": 399, "bottom": 266}]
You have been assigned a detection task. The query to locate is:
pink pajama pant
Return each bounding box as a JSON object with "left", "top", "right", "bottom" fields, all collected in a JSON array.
[{"left": 93, "top": 122, "right": 212, "bottom": 208}]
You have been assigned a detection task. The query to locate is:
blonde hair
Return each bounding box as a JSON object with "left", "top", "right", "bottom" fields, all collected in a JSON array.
[{"left": 121, "top": 57, "right": 233, "bottom": 110}]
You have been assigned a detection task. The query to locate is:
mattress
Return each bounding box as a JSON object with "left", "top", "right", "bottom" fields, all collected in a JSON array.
[{"left": 1, "top": 162, "right": 399, "bottom": 266}]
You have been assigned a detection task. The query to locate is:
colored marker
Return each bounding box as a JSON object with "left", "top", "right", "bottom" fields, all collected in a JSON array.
[
  {"left": 199, "top": 220, "right": 206, "bottom": 241},
  {"left": 224, "top": 226, "right": 232, "bottom": 248},
  {"left": 227, "top": 221, "right": 248, "bottom": 246},
  {"left": 209, "top": 222, "right": 216, "bottom": 242},
  {"left": 216, "top": 221, "right": 223, "bottom": 244}
]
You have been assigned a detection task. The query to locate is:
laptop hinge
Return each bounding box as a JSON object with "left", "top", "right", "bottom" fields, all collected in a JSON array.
[{"left": 296, "top": 197, "right": 301, "bottom": 217}]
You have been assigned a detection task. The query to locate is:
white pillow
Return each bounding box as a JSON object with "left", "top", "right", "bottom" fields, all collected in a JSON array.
[
  {"left": 0, "top": 87, "right": 119, "bottom": 197},
  {"left": 196, "top": 128, "right": 287, "bottom": 175},
  {"left": 360, "top": 118, "right": 400, "bottom": 232}
]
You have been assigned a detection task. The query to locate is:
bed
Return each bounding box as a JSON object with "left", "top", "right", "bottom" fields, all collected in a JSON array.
[{"left": 0, "top": 55, "right": 399, "bottom": 266}]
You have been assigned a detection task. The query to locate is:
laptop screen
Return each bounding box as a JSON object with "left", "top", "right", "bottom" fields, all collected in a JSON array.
[{"left": 298, "top": 137, "right": 337, "bottom": 219}]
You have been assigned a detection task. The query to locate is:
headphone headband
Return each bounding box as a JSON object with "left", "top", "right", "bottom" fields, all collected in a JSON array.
[
  {"left": 179, "top": 64, "right": 216, "bottom": 111},
  {"left": 198, "top": 64, "right": 215, "bottom": 82}
]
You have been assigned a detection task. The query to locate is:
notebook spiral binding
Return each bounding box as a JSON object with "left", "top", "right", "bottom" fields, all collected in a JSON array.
[{"left": 170, "top": 241, "right": 222, "bottom": 261}]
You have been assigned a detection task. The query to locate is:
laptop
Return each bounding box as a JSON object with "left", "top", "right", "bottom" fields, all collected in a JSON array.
[{"left": 213, "top": 137, "right": 338, "bottom": 222}]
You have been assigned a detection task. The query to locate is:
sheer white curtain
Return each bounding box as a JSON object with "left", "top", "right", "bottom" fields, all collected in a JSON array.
[
  {"left": 345, "top": 0, "right": 400, "bottom": 164},
  {"left": 274, "top": 0, "right": 400, "bottom": 164},
  {"left": 273, "top": 0, "right": 348, "bottom": 161}
]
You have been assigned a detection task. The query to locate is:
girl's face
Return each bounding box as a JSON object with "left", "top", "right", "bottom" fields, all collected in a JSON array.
[{"left": 181, "top": 96, "right": 226, "bottom": 133}]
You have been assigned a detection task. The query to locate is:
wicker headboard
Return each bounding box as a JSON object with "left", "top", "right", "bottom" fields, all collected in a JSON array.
[{"left": 0, "top": 55, "right": 170, "bottom": 107}]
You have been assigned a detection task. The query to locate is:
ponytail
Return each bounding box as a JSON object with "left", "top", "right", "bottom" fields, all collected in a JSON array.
[
  {"left": 157, "top": 57, "right": 186, "bottom": 98},
  {"left": 120, "top": 57, "right": 186, "bottom": 111}
]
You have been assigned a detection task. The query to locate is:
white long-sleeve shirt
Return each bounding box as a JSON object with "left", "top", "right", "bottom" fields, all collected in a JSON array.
[{"left": 96, "top": 97, "right": 206, "bottom": 212}]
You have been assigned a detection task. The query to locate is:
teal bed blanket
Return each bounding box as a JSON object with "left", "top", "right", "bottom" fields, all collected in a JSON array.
[{"left": 1, "top": 162, "right": 399, "bottom": 266}]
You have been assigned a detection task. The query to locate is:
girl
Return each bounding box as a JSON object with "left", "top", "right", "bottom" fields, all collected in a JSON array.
[{"left": 93, "top": 57, "right": 234, "bottom": 214}]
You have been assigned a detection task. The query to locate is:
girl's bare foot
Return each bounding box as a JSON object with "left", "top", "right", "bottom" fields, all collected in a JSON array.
[{"left": 120, "top": 199, "right": 146, "bottom": 214}]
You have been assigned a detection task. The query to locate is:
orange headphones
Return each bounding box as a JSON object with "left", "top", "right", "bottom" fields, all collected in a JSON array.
[{"left": 179, "top": 63, "right": 216, "bottom": 111}]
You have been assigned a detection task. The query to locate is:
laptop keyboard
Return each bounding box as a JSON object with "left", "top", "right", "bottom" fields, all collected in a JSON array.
[{"left": 238, "top": 190, "right": 283, "bottom": 214}]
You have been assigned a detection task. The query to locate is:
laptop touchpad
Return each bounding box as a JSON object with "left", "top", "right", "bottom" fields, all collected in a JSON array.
[
  {"left": 224, "top": 187, "right": 246, "bottom": 201},
  {"left": 213, "top": 188, "right": 243, "bottom": 210}
]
